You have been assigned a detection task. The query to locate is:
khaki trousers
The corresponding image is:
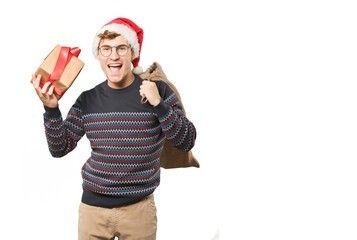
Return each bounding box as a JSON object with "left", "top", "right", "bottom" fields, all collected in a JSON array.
[{"left": 78, "top": 194, "right": 157, "bottom": 240}]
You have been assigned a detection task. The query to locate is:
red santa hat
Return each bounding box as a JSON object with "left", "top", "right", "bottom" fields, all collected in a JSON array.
[{"left": 92, "top": 17, "right": 144, "bottom": 74}]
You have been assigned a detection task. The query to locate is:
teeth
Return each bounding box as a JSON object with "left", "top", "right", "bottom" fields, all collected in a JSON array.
[{"left": 108, "top": 64, "right": 122, "bottom": 67}]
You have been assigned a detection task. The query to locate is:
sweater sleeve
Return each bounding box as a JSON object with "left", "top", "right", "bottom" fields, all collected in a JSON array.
[
  {"left": 153, "top": 82, "right": 196, "bottom": 152},
  {"left": 43, "top": 94, "right": 85, "bottom": 158}
]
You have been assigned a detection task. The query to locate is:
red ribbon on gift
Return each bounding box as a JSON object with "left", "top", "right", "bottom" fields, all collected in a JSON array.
[{"left": 40, "top": 46, "right": 81, "bottom": 96}]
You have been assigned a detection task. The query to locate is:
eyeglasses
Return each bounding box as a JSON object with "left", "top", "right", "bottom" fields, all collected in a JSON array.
[{"left": 98, "top": 44, "right": 130, "bottom": 57}]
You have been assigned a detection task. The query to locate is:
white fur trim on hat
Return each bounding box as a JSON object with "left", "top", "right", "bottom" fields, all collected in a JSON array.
[
  {"left": 132, "top": 66, "right": 143, "bottom": 74},
  {"left": 92, "top": 23, "right": 140, "bottom": 59}
]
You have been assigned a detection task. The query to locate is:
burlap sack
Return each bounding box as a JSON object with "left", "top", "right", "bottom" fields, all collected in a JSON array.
[{"left": 140, "top": 62, "right": 199, "bottom": 169}]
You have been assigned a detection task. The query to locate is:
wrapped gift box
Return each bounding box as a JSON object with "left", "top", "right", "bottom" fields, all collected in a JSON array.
[{"left": 34, "top": 44, "right": 84, "bottom": 99}]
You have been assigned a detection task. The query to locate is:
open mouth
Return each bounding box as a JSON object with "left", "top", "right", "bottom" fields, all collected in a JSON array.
[{"left": 108, "top": 63, "right": 122, "bottom": 73}]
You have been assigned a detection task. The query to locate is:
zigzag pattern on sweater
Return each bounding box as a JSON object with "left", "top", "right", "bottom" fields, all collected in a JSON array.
[
  {"left": 159, "top": 93, "right": 196, "bottom": 152},
  {"left": 43, "top": 80, "right": 196, "bottom": 198},
  {"left": 80, "top": 111, "right": 164, "bottom": 197}
]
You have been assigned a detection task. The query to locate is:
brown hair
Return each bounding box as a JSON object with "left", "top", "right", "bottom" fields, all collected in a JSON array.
[{"left": 97, "top": 30, "right": 121, "bottom": 47}]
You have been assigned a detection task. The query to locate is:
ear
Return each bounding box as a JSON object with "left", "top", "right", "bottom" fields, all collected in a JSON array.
[{"left": 131, "top": 49, "right": 137, "bottom": 61}]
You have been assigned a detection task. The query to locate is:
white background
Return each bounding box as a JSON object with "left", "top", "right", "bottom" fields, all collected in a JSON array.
[{"left": 1, "top": 0, "right": 357, "bottom": 239}]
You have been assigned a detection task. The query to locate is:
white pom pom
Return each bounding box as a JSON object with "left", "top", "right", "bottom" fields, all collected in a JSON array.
[{"left": 132, "top": 66, "right": 143, "bottom": 74}]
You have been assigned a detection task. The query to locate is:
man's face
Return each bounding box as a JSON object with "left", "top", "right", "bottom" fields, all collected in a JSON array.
[{"left": 97, "top": 35, "right": 135, "bottom": 87}]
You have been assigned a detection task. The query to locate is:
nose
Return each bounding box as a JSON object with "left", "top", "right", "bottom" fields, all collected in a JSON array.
[{"left": 109, "top": 47, "right": 120, "bottom": 60}]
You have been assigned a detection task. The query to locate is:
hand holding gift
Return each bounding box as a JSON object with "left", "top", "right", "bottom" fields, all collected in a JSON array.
[
  {"left": 32, "top": 73, "right": 58, "bottom": 108},
  {"left": 31, "top": 45, "right": 84, "bottom": 106}
]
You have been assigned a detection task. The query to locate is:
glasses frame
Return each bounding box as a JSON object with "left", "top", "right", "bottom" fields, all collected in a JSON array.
[{"left": 98, "top": 44, "right": 131, "bottom": 57}]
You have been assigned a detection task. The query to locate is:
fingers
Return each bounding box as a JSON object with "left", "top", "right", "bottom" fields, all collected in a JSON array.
[
  {"left": 139, "top": 81, "right": 161, "bottom": 106},
  {"left": 139, "top": 81, "right": 146, "bottom": 97},
  {"left": 140, "top": 80, "right": 153, "bottom": 92},
  {"left": 139, "top": 91, "right": 145, "bottom": 98},
  {"left": 31, "top": 73, "right": 59, "bottom": 108},
  {"left": 32, "top": 73, "right": 55, "bottom": 98},
  {"left": 139, "top": 84, "right": 145, "bottom": 96},
  {"left": 48, "top": 85, "right": 54, "bottom": 95},
  {"left": 139, "top": 83, "right": 149, "bottom": 98},
  {"left": 41, "top": 81, "right": 52, "bottom": 94},
  {"left": 32, "top": 73, "right": 41, "bottom": 89}
]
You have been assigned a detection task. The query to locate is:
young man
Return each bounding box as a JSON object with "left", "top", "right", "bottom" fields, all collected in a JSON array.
[{"left": 32, "top": 18, "right": 196, "bottom": 240}]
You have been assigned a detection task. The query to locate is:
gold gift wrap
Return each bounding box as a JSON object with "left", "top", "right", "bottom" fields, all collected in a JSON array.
[{"left": 34, "top": 44, "right": 84, "bottom": 99}]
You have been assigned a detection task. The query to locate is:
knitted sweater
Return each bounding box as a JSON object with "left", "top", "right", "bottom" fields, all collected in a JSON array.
[{"left": 43, "top": 75, "right": 196, "bottom": 207}]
